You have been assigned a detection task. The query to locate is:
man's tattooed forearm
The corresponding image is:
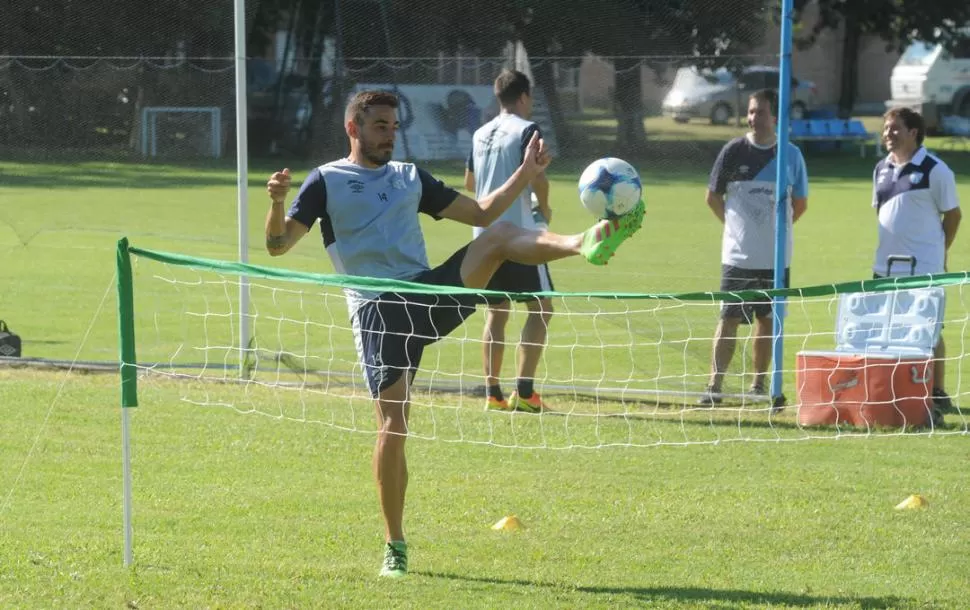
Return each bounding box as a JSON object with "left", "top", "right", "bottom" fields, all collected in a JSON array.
[{"left": 266, "top": 235, "right": 286, "bottom": 249}]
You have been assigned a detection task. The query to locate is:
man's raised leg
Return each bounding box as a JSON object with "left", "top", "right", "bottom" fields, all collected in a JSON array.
[{"left": 459, "top": 209, "right": 643, "bottom": 289}]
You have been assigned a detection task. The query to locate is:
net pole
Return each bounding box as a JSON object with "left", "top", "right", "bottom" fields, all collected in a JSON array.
[
  {"left": 116, "top": 238, "right": 138, "bottom": 567},
  {"left": 771, "top": 0, "right": 795, "bottom": 407},
  {"left": 233, "top": 0, "right": 251, "bottom": 373}
]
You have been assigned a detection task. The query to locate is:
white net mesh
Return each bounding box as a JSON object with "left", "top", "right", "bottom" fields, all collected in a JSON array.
[{"left": 127, "top": 249, "right": 970, "bottom": 448}]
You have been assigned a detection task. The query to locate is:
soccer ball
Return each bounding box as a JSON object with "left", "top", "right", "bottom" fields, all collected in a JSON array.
[{"left": 577, "top": 157, "right": 642, "bottom": 219}]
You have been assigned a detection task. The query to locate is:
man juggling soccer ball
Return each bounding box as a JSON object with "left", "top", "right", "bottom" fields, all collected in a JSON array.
[{"left": 264, "top": 90, "right": 644, "bottom": 577}]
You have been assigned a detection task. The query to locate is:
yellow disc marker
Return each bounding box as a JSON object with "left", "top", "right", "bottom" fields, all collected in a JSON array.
[
  {"left": 491, "top": 515, "right": 524, "bottom": 531},
  {"left": 894, "top": 494, "right": 929, "bottom": 510}
]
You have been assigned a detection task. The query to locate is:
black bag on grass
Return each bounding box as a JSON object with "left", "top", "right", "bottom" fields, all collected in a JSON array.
[{"left": 0, "top": 320, "right": 22, "bottom": 358}]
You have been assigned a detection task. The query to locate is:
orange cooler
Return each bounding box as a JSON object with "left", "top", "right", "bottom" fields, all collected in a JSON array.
[
  {"left": 795, "top": 287, "right": 944, "bottom": 429},
  {"left": 796, "top": 351, "right": 933, "bottom": 427}
]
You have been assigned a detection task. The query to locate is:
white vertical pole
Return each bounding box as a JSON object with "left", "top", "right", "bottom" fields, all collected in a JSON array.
[
  {"left": 234, "top": 0, "right": 251, "bottom": 371},
  {"left": 121, "top": 407, "right": 133, "bottom": 566},
  {"left": 140, "top": 108, "right": 147, "bottom": 156},
  {"left": 151, "top": 112, "right": 158, "bottom": 157}
]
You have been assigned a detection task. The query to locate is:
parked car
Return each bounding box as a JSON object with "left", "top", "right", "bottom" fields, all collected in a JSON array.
[{"left": 661, "top": 65, "right": 817, "bottom": 125}]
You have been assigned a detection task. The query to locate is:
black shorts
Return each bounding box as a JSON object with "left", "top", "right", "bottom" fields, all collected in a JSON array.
[
  {"left": 720, "top": 265, "right": 790, "bottom": 324},
  {"left": 353, "top": 246, "right": 503, "bottom": 398},
  {"left": 486, "top": 261, "right": 554, "bottom": 303}
]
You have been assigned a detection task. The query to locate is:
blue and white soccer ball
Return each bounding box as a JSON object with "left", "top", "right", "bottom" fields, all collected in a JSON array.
[{"left": 577, "top": 157, "right": 642, "bottom": 219}]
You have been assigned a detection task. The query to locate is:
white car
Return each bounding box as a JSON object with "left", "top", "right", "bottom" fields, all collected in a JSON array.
[
  {"left": 886, "top": 39, "right": 970, "bottom": 132},
  {"left": 662, "top": 65, "right": 817, "bottom": 125}
]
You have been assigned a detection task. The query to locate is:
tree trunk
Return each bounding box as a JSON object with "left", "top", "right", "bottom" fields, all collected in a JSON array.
[
  {"left": 838, "top": 14, "right": 860, "bottom": 119},
  {"left": 613, "top": 57, "right": 647, "bottom": 154},
  {"left": 531, "top": 59, "right": 573, "bottom": 150},
  {"left": 308, "top": 2, "right": 344, "bottom": 159}
]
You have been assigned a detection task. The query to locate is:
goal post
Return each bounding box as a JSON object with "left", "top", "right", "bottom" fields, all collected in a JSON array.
[{"left": 139, "top": 106, "right": 222, "bottom": 158}]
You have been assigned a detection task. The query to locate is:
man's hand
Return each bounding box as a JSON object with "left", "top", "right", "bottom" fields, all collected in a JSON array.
[
  {"left": 267, "top": 168, "right": 291, "bottom": 205},
  {"left": 522, "top": 132, "right": 551, "bottom": 178}
]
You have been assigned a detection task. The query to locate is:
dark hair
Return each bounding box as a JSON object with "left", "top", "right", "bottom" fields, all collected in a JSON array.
[
  {"left": 884, "top": 107, "right": 926, "bottom": 146},
  {"left": 493, "top": 70, "right": 532, "bottom": 107},
  {"left": 345, "top": 89, "right": 399, "bottom": 124},
  {"left": 749, "top": 88, "right": 778, "bottom": 118}
]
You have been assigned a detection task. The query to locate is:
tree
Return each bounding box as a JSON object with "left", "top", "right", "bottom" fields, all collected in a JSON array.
[
  {"left": 309, "top": 0, "right": 771, "bottom": 156},
  {"left": 795, "top": 0, "right": 970, "bottom": 117},
  {"left": 510, "top": 0, "right": 772, "bottom": 154},
  {"left": 1, "top": 0, "right": 238, "bottom": 150}
]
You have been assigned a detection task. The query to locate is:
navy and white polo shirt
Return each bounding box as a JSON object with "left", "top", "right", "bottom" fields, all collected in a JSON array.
[
  {"left": 708, "top": 134, "right": 809, "bottom": 270},
  {"left": 872, "top": 147, "right": 959, "bottom": 276}
]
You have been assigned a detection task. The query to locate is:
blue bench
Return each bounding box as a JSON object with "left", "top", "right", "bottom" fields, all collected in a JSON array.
[{"left": 789, "top": 119, "right": 879, "bottom": 158}]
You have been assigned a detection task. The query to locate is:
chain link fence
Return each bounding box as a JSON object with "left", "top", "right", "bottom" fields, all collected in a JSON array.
[{"left": 0, "top": 51, "right": 893, "bottom": 161}]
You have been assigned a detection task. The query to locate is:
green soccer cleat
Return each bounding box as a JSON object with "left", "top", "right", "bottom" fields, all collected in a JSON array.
[
  {"left": 379, "top": 541, "right": 408, "bottom": 578},
  {"left": 485, "top": 395, "right": 511, "bottom": 411},
  {"left": 580, "top": 200, "right": 645, "bottom": 266},
  {"left": 508, "top": 391, "right": 549, "bottom": 414}
]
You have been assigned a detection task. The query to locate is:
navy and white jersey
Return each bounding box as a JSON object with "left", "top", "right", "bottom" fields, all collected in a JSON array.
[
  {"left": 871, "top": 147, "right": 959, "bottom": 276},
  {"left": 709, "top": 135, "right": 809, "bottom": 269},
  {"left": 467, "top": 112, "right": 540, "bottom": 238},
  {"left": 287, "top": 159, "right": 459, "bottom": 310}
]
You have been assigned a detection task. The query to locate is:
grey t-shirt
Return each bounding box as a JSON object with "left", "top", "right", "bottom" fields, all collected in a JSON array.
[
  {"left": 287, "top": 159, "right": 459, "bottom": 309},
  {"left": 467, "top": 112, "right": 540, "bottom": 237}
]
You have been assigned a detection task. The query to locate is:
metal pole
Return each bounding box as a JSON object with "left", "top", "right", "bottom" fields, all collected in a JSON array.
[
  {"left": 234, "top": 0, "right": 251, "bottom": 373},
  {"left": 116, "top": 238, "right": 138, "bottom": 567},
  {"left": 771, "top": 0, "right": 795, "bottom": 411}
]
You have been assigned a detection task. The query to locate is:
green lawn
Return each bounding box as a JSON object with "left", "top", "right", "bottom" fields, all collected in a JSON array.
[{"left": 1, "top": 138, "right": 969, "bottom": 607}]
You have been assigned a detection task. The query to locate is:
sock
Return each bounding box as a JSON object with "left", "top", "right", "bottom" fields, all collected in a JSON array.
[
  {"left": 388, "top": 540, "right": 407, "bottom": 550},
  {"left": 516, "top": 378, "right": 534, "bottom": 399},
  {"left": 487, "top": 384, "right": 504, "bottom": 401}
]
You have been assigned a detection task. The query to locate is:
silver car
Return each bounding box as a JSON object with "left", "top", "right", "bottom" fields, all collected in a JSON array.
[{"left": 662, "top": 65, "right": 817, "bottom": 125}]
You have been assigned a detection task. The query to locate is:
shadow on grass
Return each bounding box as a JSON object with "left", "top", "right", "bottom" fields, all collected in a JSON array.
[{"left": 418, "top": 572, "right": 911, "bottom": 609}]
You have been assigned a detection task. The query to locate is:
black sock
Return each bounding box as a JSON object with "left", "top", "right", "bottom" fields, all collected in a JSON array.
[
  {"left": 517, "top": 378, "right": 534, "bottom": 399},
  {"left": 487, "top": 384, "right": 504, "bottom": 401}
]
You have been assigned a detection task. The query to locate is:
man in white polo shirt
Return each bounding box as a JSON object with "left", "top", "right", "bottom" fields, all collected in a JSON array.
[{"left": 872, "top": 107, "right": 962, "bottom": 411}]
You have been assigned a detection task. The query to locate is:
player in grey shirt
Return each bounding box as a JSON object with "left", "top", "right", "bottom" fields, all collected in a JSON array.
[
  {"left": 465, "top": 70, "right": 555, "bottom": 414},
  {"left": 264, "top": 90, "right": 644, "bottom": 578}
]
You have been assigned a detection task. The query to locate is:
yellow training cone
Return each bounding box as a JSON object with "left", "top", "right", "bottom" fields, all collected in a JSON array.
[
  {"left": 491, "top": 515, "right": 524, "bottom": 531},
  {"left": 895, "top": 494, "right": 929, "bottom": 510}
]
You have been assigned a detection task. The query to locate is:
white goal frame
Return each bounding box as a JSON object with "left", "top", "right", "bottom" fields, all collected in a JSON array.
[{"left": 139, "top": 106, "right": 222, "bottom": 158}]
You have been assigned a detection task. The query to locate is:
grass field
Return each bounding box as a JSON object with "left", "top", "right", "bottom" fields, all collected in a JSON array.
[{"left": 2, "top": 118, "right": 970, "bottom": 607}]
